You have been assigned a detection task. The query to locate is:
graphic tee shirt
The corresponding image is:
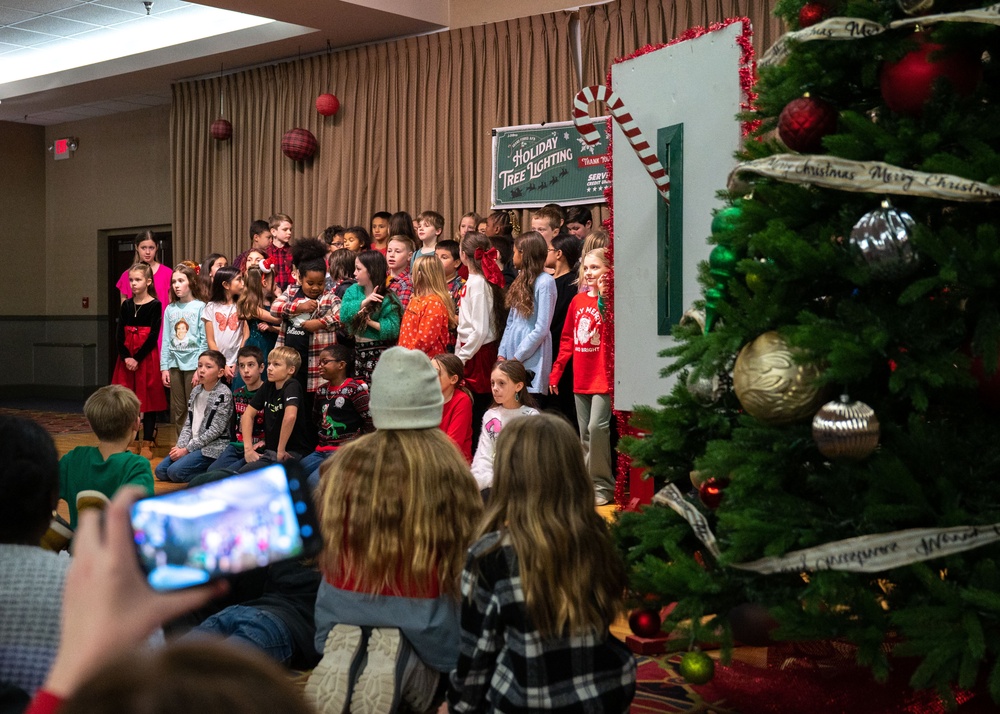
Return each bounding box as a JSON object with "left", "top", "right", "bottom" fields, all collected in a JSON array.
[{"left": 249, "top": 379, "right": 313, "bottom": 454}]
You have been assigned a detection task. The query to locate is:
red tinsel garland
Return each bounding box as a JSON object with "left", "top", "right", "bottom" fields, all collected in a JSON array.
[{"left": 601, "top": 18, "right": 758, "bottom": 505}]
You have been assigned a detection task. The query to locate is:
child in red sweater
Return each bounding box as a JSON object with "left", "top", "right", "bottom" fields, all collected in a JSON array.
[
  {"left": 549, "top": 248, "right": 613, "bottom": 506},
  {"left": 432, "top": 353, "right": 473, "bottom": 462}
]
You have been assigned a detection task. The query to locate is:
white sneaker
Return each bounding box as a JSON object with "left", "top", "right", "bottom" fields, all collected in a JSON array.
[
  {"left": 350, "top": 627, "right": 403, "bottom": 714},
  {"left": 306, "top": 624, "right": 367, "bottom": 714}
]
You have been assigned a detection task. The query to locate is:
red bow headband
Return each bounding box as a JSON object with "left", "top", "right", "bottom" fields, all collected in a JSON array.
[{"left": 474, "top": 247, "right": 505, "bottom": 289}]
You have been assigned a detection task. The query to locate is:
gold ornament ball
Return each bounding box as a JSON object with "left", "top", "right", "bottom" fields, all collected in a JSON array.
[
  {"left": 732, "top": 331, "right": 827, "bottom": 424},
  {"left": 812, "top": 395, "right": 880, "bottom": 460}
]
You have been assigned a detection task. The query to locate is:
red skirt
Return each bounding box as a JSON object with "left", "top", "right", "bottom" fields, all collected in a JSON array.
[
  {"left": 463, "top": 340, "right": 498, "bottom": 394},
  {"left": 112, "top": 326, "right": 168, "bottom": 412}
]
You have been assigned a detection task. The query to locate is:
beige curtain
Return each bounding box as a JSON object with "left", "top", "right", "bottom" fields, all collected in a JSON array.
[
  {"left": 171, "top": 12, "right": 577, "bottom": 262},
  {"left": 581, "top": 0, "right": 783, "bottom": 87}
]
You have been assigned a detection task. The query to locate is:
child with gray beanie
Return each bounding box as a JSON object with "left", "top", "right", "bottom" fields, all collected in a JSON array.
[{"left": 307, "top": 347, "right": 482, "bottom": 714}]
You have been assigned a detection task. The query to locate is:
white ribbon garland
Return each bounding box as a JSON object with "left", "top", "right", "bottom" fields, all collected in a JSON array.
[
  {"left": 732, "top": 154, "right": 1000, "bottom": 202},
  {"left": 653, "top": 485, "right": 1000, "bottom": 574},
  {"left": 760, "top": 5, "right": 1000, "bottom": 67}
]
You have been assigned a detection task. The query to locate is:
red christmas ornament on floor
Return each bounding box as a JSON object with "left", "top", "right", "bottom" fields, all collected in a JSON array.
[
  {"left": 798, "top": 2, "right": 828, "bottom": 28},
  {"left": 628, "top": 608, "right": 662, "bottom": 638},
  {"left": 316, "top": 93, "right": 340, "bottom": 117},
  {"left": 281, "top": 128, "right": 317, "bottom": 161},
  {"left": 210, "top": 118, "right": 232, "bottom": 141},
  {"left": 880, "top": 36, "right": 982, "bottom": 116},
  {"left": 778, "top": 96, "right": 838, "bottom": 153}
]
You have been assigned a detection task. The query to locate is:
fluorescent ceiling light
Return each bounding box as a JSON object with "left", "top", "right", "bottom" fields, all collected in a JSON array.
[{"left": 0, "top": 6, "right": 274, "bottom": 84}]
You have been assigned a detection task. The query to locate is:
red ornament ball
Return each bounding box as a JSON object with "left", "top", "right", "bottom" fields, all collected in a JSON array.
[
  {"left": 210, "top": 118, "right": 232, "bottom": 141},
  {"left": 880, "top": 38, "right": 982, "bottom": 116},
  {"left": 316, "top": 93, "right": 340, "bottom": 117},
  {"left": 798, "top": 2, "right": 828, "bottom": 28},
  {"left": 628, "top": 608, "right": 662, "bottom": 638},
  {"left": 698, "top": 477, "right": 729, "bottom": 510},
  {"left": 281, "top": 128, "right": 318, "bottom": 161},
  {"left": 778, "top": 96, "right": 837, "bottom": 153}
]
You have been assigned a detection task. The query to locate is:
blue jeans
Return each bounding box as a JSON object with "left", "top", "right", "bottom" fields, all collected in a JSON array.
[
  {"left": 188, "top": 605, "right": 293, "bottom": 665},
  {"left": 207, "top": 444, "right": 247, "bottom": 473},
  {"left": 154, "top": 449, "right": 215, "bottom": 482}
]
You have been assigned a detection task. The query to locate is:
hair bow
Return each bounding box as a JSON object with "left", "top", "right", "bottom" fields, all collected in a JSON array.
[
  {"left": 474, "top": 247, "right": 505, "bottom": 289},
  {"left": 260, "top": 258, "right": 275, "bottom": 274},
  {"left": 194, "top": 265, "right": 201, "bottom": 275}
]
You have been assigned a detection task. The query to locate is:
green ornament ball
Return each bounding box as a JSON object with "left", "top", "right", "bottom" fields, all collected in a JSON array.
[
  {"left": 711, "top": 204, "right": 743, "bottom": 235},
  {"left": 678, "top": 650, "right": 715, "bottom": 685},
  {"left": 709, "top": 245, "right": 738, "bottom": 282}
]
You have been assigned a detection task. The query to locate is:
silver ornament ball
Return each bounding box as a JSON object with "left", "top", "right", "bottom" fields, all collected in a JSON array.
[{"left": 848, "top": 201, "right": 919, "bottom": 280}]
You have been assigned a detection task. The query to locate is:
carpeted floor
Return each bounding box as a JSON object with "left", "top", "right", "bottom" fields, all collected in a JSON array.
[{"left": 0, "top": 406, "right": 91, "bottom": 433}]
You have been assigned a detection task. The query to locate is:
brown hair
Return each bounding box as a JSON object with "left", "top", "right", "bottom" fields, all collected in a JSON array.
[
  {"left": 417, "top": 210, "right": 445, "bottom": 232},
  {"left": 476, "top": 414, "right": 627, "bottom": 637},
  {"left": 59, "top": 640, "right": 315, "bottom": 714},
  {"left": 505, "top": 231, "right": 547, "bottom": 317},
  {"left": 268, "top": 213, "right": 293, "bottom": 230},
  {"left": 433, "top": 353, "right": 472, "bottom": 401},
  {"left": 491, "top": 359, "right": 537, "bottom": 409},
  {"left": 459, "top": 232, "right": 507, "bottom": 340},
  {"left": 170, "top": 264, "right": 204, "bottom": 303},
  {"left": 531, "top": 206, "right": 563, "bottom": 231},
  {"left": 127, "top": 262, "right": 157, "bottom": 300},
  {"left": 318, "top": 429, "right": 482, "bottom": 598}
]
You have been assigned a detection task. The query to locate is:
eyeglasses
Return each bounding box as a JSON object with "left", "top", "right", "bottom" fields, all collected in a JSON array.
[{"left": 318, "top": 358, "right": 343, "bottom": 366}]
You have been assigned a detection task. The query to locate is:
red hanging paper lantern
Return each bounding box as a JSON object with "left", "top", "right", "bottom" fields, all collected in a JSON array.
[
  {"left": 210, "top": 118, "right": 232, "bottom": 141},
  {"left": 281, "top": 128, "right": 317, "bottom": 161},
  {"left": 880, "top": 36, "right": 982, "bottom": 116},
  {"left": 316, "top": 93, "right": 340, "bottom": 117}
]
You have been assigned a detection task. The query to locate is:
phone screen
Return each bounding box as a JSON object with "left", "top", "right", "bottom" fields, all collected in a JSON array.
[{"left": 131, "top": 464, "right": 319, "bottom": 591}]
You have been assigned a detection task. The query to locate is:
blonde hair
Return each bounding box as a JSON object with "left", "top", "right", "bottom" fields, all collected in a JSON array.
[
  {"left": 578, "top": 232, "right": 610, "bottom": 286},
  {"left": 268, "top": 345, "right": 301, "bottom": 372},
  {"left": 412, "top": 256, "right": 457, "bottom": 329},
  {"left": 505, "top": 232, "right": 547, "bottom": 317},
  {"left": 455, "top": 211, "right": 482, "bottom": 240},
  {"left": 478, "top": 414, "right": 627, "bottom": 637},
  {"left": 85, "top": 385, "right": 140, "bottom": 442},
  {"left": 317, "top": 429, "right": 482, "bottom": 598}
]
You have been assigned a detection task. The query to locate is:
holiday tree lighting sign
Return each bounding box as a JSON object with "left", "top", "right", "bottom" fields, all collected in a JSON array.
[{"left": 491, "top": 119, "right": 611, "bottom": 209}]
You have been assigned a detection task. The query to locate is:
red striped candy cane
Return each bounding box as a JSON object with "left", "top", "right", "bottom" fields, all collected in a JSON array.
[{"left": 573, "top": 85, "right": 671, "bottom": 202}]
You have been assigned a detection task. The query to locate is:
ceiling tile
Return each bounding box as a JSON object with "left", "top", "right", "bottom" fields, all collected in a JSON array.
[
  {"left": 93, "top": 0, "right": 191, "bottom": 15},
  {"left": 0, "top": 7, "right": 37, "bottom": 24},
  {"left": 57, "top": 4, "right": 139, "bottom": 27},
  {"left": 0, "top": 26, "right": 53, "bottom": 46},
  {"left": 0, "top": 0, "right": 78, "bottom": 13},
  {"left": 14, "top": 15, "right": 98, "bottom": 37}
]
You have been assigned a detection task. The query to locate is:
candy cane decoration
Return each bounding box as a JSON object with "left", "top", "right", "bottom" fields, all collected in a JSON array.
[{"left": 573, "top": 85, "right": 671, "bottom": 203}]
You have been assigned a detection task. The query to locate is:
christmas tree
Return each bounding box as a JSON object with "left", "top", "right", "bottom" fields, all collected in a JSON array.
[{"left": 616, "top": 0, "right": 1000, "bottom": 703}]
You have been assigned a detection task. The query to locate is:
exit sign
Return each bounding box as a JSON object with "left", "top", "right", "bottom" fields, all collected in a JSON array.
[{"left": 54, "top": 138, "right": 71, "bottom": 161}]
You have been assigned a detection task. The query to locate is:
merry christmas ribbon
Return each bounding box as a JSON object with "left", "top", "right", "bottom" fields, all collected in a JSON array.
[
  {"left": 760, "top": 4, "right": 1000, "bottom": 67},
  {"left": 573, "top": 85, "right": 671, "bottom": 202},
  {"left": 654, "top": 484, "right": 1000, "bottom": 574},
  {"left": 731, "top": 154, "right": 1000, "bottom": 202}
]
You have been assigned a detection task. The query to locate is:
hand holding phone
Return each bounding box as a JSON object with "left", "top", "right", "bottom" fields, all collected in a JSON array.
[{"left": 130, "top": 464, "right": 321, "bottom": 592}]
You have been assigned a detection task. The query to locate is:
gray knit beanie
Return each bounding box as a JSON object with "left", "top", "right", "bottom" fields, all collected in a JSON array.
[{"left": 369, "top": 347, "right": 444, "bottom": 429}]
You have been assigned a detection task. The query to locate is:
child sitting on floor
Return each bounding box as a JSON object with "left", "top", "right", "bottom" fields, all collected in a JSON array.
[
  {"left": 300, "top": 344, "right": 374, "bottom": 487},
  {"left": 155, "top": 350, "right": 234, "bottom": 483},
  {"left": 306, "top": 347, "right": 482, "bottom": 714},
  {"left": 447, "top": 414, "right": 636, "bottom": 711},
  {"left": 240, "top": 346, "right": 315, "bottom": 470},
  {"left": 59, "top": 385, "right": 154, "bottom": 529},
  {"left": 208, "top": 346, "right": 267, "bottom": 473}
]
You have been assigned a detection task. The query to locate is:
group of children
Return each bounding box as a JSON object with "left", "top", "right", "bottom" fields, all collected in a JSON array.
[
  {"left": 109, "top": 201, "right": 615, "bottom": 503},
  {"left": 25, "top": 201, "right": 634, "bottom": 713}
]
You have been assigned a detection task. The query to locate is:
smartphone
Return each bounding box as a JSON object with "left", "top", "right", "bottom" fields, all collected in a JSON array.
[{"left": 131, "top": 463, "right": 321, "bottom": 592}]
